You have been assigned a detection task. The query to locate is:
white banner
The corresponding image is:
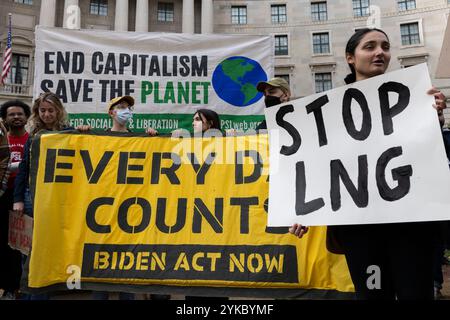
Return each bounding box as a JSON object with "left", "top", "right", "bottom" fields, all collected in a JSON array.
[
  {"left": 265, "top": 64, "right": 450, "bottom": 226},
  {"left": 34, "top": 27, "right": 273, "bottom": 132}
]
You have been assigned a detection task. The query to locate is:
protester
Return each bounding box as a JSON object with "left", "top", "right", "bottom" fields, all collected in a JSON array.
[
  {"left": 11, "top": 92, "right": 73, "bottom": 300},
  {"left": 77, "top": 95, "right": 158, "bottom": 136},
  {"left": 105, "top": 95, "right": 135, "bottom": 133},
  {"left": 433, "top": 110, "right": 450, "bottom": 299},
  {"left": 148, "top": 108, "right": 226, "bottom": 299},
  {"left": 223, "top": 77, "right": 291, "bottom": 136},
  {"left": 290, "top": 28, "right": 447, "bottom": 300},
  {"left": 256, "top": 78, "right": 310, "bottom": 238},
  {"left": 185, "top": 108, "right": 228, "bottom": 300},
  {"left": 0, "top": 100, "right": 31, "bottom": 300},
  {"left": 0, "top": 121, "right": 9, "bottom": 198},
  {"left": 13, "top": 92, "right": 72, "bottom": 216},
  {"left": 77, "top": 95, "right": 168, "bottom": 300},
  {"left": 192, "top": 108, "right": 221, "bottom": 133},
  {"left": 443, "top": 113, "right": 450, "bottom": 254},
  {"left": 168, "top": 108, "right": 222, "bottom": 138},
  {"left": 255, "top": 77, "right": 291, "bottom": 130},
  {"left": 86, "top": 95, "right": 137, "bottom": 300}
]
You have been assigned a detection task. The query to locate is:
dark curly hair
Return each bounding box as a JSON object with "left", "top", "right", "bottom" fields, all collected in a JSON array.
[{"left": 0, "top": 100, "right": 31, "bottom": 120}]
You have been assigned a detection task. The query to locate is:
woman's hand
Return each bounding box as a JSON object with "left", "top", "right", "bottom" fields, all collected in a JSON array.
[
  {"left": 146, "top": 127, "right": 158, "bottom": 136},
  {"left": 13, "top": 202, "right": 24, "bottom": 215},
  {"left": 428, "top": 87, "right": 447, "bottom": 112},
  {"left": 76, "top": 125, "right": 91, "bottom": 132},
  {"left": 289, "top": 223, "right": 309, "bottom": 238}
]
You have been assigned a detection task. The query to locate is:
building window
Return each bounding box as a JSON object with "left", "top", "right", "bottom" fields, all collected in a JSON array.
[
  {"left": 311, "top": 2, "right": 327, "bottom": 21},
  {"left": 400, "top": 22, "right": 420, "bottom": 46},
  {"left": 90, "top": 0, "right": 108, "bottom": 16},
  {"left": 271, "top": 4, "right": 287, "bottom": 24},
  {"left": 14, "top": 0, "right": 33, "bottom": 4},
  {"left": 276, "top": 74, "right": 290, "bottom": 85},
  {"left": 398, "top": 0, "right": 416, "bottom": 11},
  {"left": 315, "top": 73, "right": 332, "bottom": 93},
  {"left": 7, "top": 54, "right": 29, "bottom": 86},
  {"left": 231, "top": 6, "right": 247, "bottom": 25},
  {"left": 312, "top": 32, "right": 330, "bottom": 54},
  {"left": 275, "top": 35, "right": 288, "bottom": 56},
  {"left": 353, "top": 0, "right": 370, "bottom": 17},
  {"left": 158, "top": 2, "right": 174, "bottom": 22}
]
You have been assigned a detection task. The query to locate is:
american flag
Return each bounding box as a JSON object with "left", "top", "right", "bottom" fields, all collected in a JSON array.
[{"left": 1, "top": 13, "right": 12, "bottom": 85}]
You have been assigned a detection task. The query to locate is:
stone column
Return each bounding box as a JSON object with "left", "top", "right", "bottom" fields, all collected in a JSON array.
[
  {"left": 115, "top": 0, "right": 129, "bottom": 31},
  {"left": 182, "top": 0, "right": 195, "bottom": 33},
  {"left": 135, "top": 0, "right": 149, "bottom": 32},
  {"left": 201, "top": 0, "right": 213, "bottom": 34},
  {"left": 63, "top": 0, "right": 80, "bottom": 29},
  {"left": 39, "top": 0, "right": 56, "bottom": 27}
]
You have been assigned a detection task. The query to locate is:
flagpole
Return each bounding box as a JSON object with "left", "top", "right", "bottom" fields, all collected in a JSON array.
[{"left": 1, "top": 13, "right": 12, "bottom": 88}]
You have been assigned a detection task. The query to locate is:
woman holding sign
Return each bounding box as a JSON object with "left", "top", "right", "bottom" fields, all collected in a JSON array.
[
  {"left": 290, "top": 28, "right": 447, "bottom": 300},
  {"left": 11, "top": 92, "right": 73, "bottom": 300},
  {"left": 192, "top": 108, "right": 221, "bottom": 133},
  {"left": 13, "top": 92, "right": 73, "bottom": 216},
  {"left": 168, "top": 108, "right": 222, "bottom": 137}
]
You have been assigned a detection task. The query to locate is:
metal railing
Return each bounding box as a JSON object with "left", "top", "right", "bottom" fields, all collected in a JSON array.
[{"left": 0, "top": 83, "right": 31, "bottom": 96}]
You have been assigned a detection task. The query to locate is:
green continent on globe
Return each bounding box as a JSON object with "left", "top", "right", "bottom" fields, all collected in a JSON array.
[
  {"left": 220, "top": 58, "right": 258, "bottom": 105},
  {"left": 241, "top": 83, "right": 258, "bottom": 105},
  {"left": 220, "top": 58, "right": 255, "bottom": 85}
]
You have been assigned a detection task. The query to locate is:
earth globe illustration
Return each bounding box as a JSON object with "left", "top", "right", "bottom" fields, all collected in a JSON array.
[{"left": 212, "top": 56, "right": 268, "bottom": 107}]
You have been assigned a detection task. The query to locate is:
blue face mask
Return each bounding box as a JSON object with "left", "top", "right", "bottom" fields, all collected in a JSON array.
[{"left": 115, "top": 109, "right": 132, "bottom": 125}]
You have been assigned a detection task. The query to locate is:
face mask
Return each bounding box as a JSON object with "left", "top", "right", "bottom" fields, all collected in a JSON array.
[
  {"left": 264, "top": 95, "right": 282, "bottom": 108},
  {"left": 115, "top": 109, "right": 132, "bottom": 125}
]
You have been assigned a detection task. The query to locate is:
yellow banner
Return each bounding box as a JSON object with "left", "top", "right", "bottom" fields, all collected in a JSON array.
[{"left": 28, "top": 131, "right": 353, "bottom": 297}]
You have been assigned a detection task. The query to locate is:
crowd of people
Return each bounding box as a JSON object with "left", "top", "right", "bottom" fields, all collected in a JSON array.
[{"left": 0, "top": 28, "right": 449, "bottom": 300}]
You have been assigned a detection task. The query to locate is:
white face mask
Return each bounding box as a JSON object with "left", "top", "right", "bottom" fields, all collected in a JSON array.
[{"left": 115, "top": 109, "right": 132, "bottom": 125}]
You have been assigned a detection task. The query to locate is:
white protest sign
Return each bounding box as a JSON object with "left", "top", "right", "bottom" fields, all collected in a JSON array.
[{"left": 265, "top": 63, "right": 450, "bottom": 226}]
